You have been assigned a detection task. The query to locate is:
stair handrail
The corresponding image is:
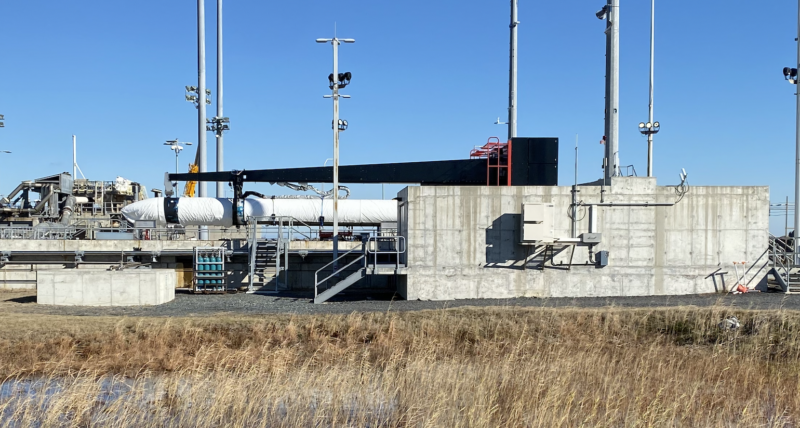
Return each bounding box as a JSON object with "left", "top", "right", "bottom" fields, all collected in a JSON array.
[
  {"left": 315, "top": 244, "right": 366, "bottom": 299},
  {"left": 770, "top": 233, "right": 791, "bottom": 288}
]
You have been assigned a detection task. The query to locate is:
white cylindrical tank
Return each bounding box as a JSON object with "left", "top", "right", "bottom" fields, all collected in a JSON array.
[{"left": 121, "top": 197, "right": 397, "bottom": 227}]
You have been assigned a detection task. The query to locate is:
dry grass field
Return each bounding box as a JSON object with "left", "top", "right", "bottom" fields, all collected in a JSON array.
[{"left": 1, "top": 305, "right": 800, "bottom": 427}]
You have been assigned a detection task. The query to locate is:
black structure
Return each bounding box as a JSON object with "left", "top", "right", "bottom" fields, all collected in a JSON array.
[
  {"left": 167, "top": 137, "right": 558, "bottom": 226},
  {"left": 169, "top": 137, "right": 558, "bottom": 187}
]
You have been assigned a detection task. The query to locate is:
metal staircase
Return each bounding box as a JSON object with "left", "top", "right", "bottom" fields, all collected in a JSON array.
[
  {"left": 314, "top": 236, "right": 406, "bottom": 304},
  {"left": 768, "top": 233, "right": 799, "bottom": 293},
  {"left": 247, "top": 220, "right": 289, "bottom": 293}
]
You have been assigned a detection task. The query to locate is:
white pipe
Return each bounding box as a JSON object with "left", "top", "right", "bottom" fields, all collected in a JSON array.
[{"left": 122, "top": 197, "right": 397, "bottom": 227}]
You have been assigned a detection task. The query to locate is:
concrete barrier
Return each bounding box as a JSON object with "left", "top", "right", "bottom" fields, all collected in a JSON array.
[{"left": 37, "top": 269, "right": 175, "bottom": 306}]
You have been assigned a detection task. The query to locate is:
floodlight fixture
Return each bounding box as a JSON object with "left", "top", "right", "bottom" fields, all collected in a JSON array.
[
  {"left": 185, "top": 85, "right": 211, "bottom": 107},
  {"left": 596, "top": 5, "right": 609, "bottom": 20},
  {"left": 316, "top": 38, "right": 331, "bottom": 43},
  {"left": 333, "top": 119, "right": 348, "bottom": 131},
  {"left": 784, "top": 66, "right": 799, "bottom": 84},
  {"left": 206, "top": 116, "right": 232, "bottom": 136},
  {"left": 638, "top": 120, "right": 660, "bottom": 136}
]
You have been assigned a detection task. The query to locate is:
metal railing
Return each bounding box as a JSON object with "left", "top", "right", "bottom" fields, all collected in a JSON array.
[
  {"left": 313, "top": 235, "right": 407, "bottom": 300},
  {"left": 366, "top": 236, "right": 406, "bottom": 270},
  {"left": 770, "top": 233, "right": 793, "bottom": 288},
  {"left": 314, "top": 244, "right": 366, "bottom": 300},
  {"left": 0, "top": 224, "right": 237, "bottom": 241}
]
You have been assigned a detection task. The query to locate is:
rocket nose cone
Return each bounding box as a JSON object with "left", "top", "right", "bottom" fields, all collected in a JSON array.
[{"left": 121, "top": 198, "right": 163, "bottom": 225}]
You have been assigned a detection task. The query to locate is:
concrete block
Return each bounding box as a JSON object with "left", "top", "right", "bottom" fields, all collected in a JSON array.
[
  {"left": 38, "top": 270, "right": 175, "bottom": 306},
  {"left": 83, "top": 272, "right": 112, "bottom": 306}
]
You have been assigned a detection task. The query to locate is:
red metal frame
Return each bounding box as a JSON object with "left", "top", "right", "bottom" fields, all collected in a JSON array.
[{"left": 469, "top": 137, "right": 512, "bottom": 186}]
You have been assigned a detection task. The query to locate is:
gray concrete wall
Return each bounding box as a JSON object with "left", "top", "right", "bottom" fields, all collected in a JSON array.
[
  {"left": 37, "top": 269, "right": 176, "bottom": 306},
  {"left": 399, "top": 177, "right": 769, "bottom": 300}
]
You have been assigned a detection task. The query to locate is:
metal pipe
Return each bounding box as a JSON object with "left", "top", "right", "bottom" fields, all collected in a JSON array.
[
  {"left": 508, "top": 0, "right": 518, "bottom": 140},
  {"left": 795, "top": 0, "right": 800, "bottom": 265},
  {"left": 646, "top": 0, "right": 655, "bottom": 177},
  {"left": 592, "top": 202, "right": 673, "bottom": 207},
  {"left": 215, "top": 0, "right": 224, "bottom": 198},
  {"left": 198, "top": 0, "right": 209, "bottom": 240}
]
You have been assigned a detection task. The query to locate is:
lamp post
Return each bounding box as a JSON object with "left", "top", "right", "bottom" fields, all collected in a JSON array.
[
  {"left": 508, "top": 0, "right": 519, "bottom": 140},
  {"left": 784, "top": 1, "right": 800, "bottom": 264},
  {"left": 214, "top": 0, "right": 227, "bottom": 198},
  {"left": 316, "top": 36, "right": 354, "bottom": 269},
  {"left": 164, "top": 139, "right": 193, "bottom": 195},
  {"left": 597, "top": 0, "right": 620, "bottom": 182},
  {"left": 639, "top": 0, "right": 658, "bottom": 177},
  {"left": 637, "top": 120, "right": 660, "bottom": 170}
]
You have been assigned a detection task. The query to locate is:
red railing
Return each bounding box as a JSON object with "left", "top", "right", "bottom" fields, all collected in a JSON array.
[{"left": 470, "top": 137, "right": 512, "bottom": 186}]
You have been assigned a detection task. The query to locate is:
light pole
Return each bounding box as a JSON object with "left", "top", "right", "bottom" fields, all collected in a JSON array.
[
  {"left": 508, "top": 0, "right": 519, "bottom": 140},
  {"left": 597, "top": 0, "right": 620, "bottom": 182},
  {"left": 316, "top": 36, "right": 354, "bottom": 269},
  {"left": 783, "top": 2, "right": 800, "bottom": 263},
  {"left": 197, "top": 0, "right": 208, "bottom": 239},
  {"left": 639, "top": 0, "right": 658, "bottom": 177},
  {"left": 214, "top": 0, "right": 226, "bottom": 198},
  {"left": 165, "top": 139, "right": 193, "bottom": 195}
]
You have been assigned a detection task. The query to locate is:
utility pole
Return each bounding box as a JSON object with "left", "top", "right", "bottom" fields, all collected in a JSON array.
[
  {"left": 599, "top": 0, "right": 620, "bottom": 182},
  {"left": 197, "top": 0, "right": 208, "bottom": 240},
  {"left": 317, "top": 36, "right": 354, "bottom": 270},
  {"left": 215, "top": 0, "right": 224, "bottom": 198},
  {"left": 508, "top": 0, "right": 519, "bottom": 140}
]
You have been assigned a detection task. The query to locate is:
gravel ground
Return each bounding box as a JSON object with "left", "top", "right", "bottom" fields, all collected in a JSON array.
[{"left": 2, "top": 289, "right": 800, "bottom": 317}]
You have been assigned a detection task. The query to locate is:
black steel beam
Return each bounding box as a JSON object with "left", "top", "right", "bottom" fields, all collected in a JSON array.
[
  {"left": 168, "top": 137, "right": 559, "bottom": 187},
  {"left": 170, "top": 159, "right": 490, "bottom": 185}
]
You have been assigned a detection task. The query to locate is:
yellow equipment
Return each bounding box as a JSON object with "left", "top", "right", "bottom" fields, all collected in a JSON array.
[{"left": 183, "top": 164, "right": 198, "bottom": 197}]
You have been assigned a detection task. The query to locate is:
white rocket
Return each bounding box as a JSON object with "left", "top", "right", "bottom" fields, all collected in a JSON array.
[{"left": 121, "top": 197, "right": 397, "bottom": 227}]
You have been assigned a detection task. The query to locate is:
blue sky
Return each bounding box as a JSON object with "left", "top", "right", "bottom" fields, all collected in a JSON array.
[{"left": 0, "top": 1, "right": 796, "bottom": 232}]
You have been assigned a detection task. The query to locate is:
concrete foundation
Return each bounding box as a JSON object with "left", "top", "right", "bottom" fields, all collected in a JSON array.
[
  {"left": 37, "top": 269, "right": 176, "bottom": 306},
  {"left": 397, "top": 177, "right": 769, "bottom": 300}
]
